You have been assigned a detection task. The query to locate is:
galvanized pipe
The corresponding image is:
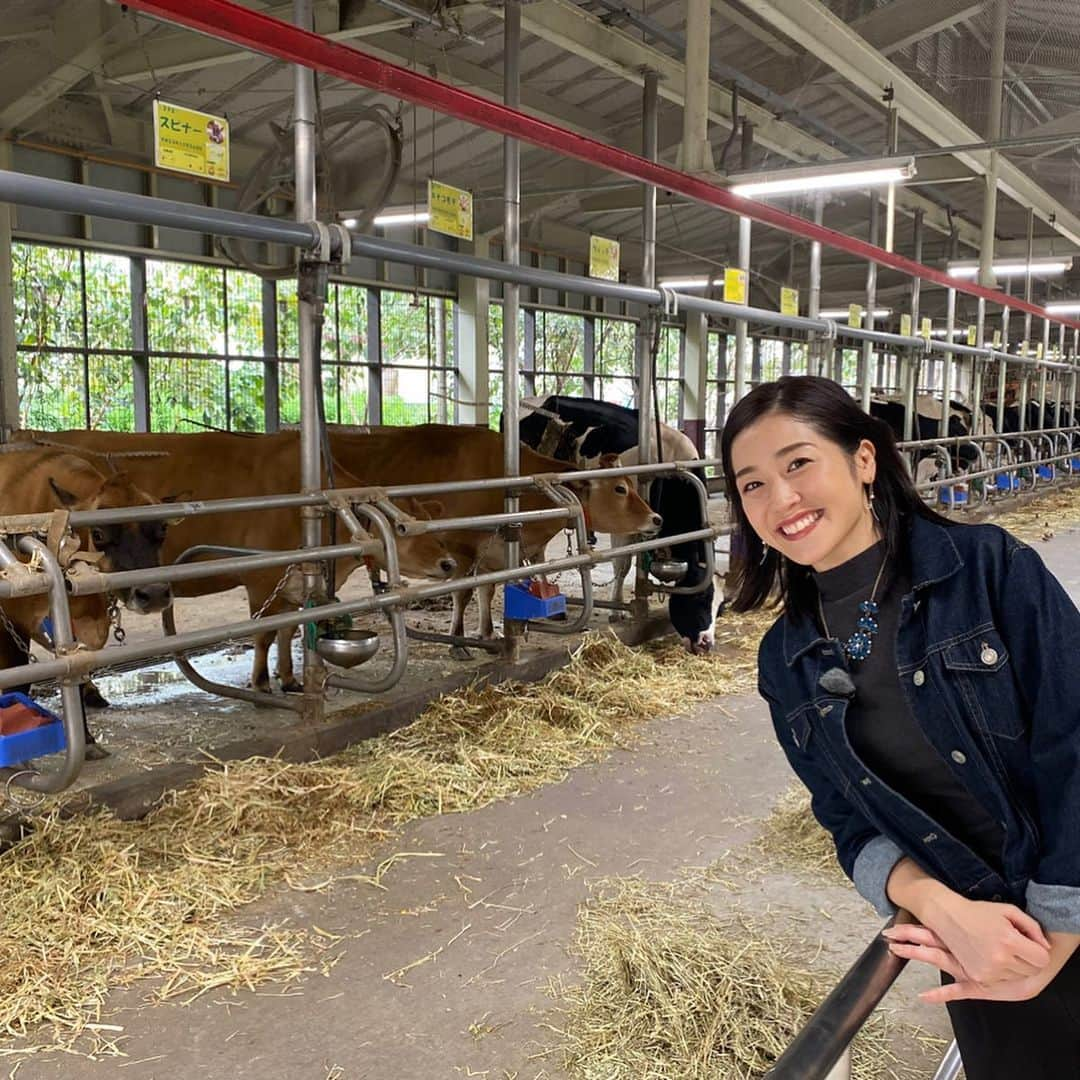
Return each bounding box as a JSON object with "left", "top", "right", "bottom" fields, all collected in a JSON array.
[
  {"left": 11, "top": 537, "right": 87, "bottom": 793},
  {"left": 942, "top": 288, "right": 956, "bottom": 435},
  {"left": 735, "top": 216, "right": 752, "bottom": 399},
  {"left": 808, "top": 194, "right": 824, "bottom": 376},
  {"left": 502, "top": 0, "right": 522, "bottom": 586},
  {"left": 861, "top": 194, "right": 879, "bottom": 411}
]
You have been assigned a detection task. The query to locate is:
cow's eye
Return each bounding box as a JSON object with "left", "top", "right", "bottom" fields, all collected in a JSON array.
[
  {"left": 90, "top": 528, "right": 107, "bottom": 547},
  {"left": 614, "top": 483, "right": 628, "bottom": 495}
]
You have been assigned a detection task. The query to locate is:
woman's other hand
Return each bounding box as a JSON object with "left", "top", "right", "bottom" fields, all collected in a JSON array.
[{"left": 887, "top": 900, "right": 1051, "bottom": 984}]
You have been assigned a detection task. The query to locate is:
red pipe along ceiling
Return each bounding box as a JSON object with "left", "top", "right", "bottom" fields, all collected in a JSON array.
[{"left": 121, "top": 0, "right": 1080, "bottom": 334}]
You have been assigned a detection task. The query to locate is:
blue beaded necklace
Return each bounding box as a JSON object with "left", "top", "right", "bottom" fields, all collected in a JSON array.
[{"left": 817, "top": 550, "right": 888, "bottom": 663}]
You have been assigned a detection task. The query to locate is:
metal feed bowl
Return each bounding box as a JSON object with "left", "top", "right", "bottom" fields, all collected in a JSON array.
[
  {"left": 315, "top": 630, "right": 380, "bottom": 668},
  {"left": 649, "top": 558, "right": 689, "bottom": 583}
]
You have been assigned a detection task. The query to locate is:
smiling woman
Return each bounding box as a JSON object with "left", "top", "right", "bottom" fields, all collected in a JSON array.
[{"left": 720, "top": 376, "right": 1080, "bottom": 1079}]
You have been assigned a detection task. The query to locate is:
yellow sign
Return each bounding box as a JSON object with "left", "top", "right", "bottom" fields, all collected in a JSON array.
[
  {"left": 848, "top": 304, "right": 863, "bottom": 328},
  {"left": 427, "top": 179, "right": 474, "bottom": 241},
  {"left": 966, "top": 325, "right": 978, "bottom": 346},
  {"left": 1036, "top": 341, "right": 1045, "bottom": 360},
  {"left": 780, "top": 287, "right": 799, "bottom": 317},
  {"left": 153, "top": 100, "right": 230, "bottom": 181},
  {"left": 588, "top": 235, "right": 620, "bottom": 281},
  {"left": 992, "top": 329, "right": 1002, "bottom": 348},
  {"left": 920, "top": 317, "right": 932, "bottom": 340},
  {"left": 1020, "top": 339, "right": 1030, "bottom": 356},
  {"left": 899, "top": 314, "right": 912, "bottom": 337},
  {"left": 724, "top": 267, "right": 747, "bottom": 305}
]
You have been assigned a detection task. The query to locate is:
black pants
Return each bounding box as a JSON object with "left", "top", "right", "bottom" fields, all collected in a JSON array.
[{"left": 943, "top": 947, "right": 1080, "bottom": 1078}]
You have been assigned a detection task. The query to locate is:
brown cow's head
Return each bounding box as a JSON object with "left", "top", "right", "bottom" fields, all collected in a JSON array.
[
  {"left": 564, "top": 454, "right": 662, "bottom": 536},
  {"left": 50, "top": 471, "right": 175, "bottom": 615}
]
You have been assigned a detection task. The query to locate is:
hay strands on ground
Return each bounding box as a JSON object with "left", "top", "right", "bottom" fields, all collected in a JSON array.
[{"left": 0, "top": 631, "right": 758, "bottom": 1057}]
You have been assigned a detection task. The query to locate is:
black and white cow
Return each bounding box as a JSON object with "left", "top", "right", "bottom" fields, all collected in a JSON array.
[{"left": 517, "top": 396, "right": 723, "bottom": 654}]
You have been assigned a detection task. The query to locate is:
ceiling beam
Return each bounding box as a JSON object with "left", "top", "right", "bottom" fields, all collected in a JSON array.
[
  {"left": 103, "top": 4, "right": 411, "bottom": 83},
  {"left": 741, "top": 0, "right": 1080, "bottom": 248},
  {"left": 0, "top": 0, "right": 141, "bottom": 133},
  {"left": 505, "top": 0, "right": 980, "bottom": 246}
]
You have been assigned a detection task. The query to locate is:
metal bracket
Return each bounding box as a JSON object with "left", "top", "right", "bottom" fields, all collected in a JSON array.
[
  {"left": 497, "top": 522, "right": 523, "bottom": 542},
  {"left": 327, "top": 222, "right": 351, "bottom": 267},
  {"left": 657, "top": 284, "right": 680, "bottom": 317}
]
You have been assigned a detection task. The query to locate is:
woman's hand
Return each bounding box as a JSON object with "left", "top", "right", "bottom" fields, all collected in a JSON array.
[
  {"left": 884, "top": 925, "right": 1080, "bottom": 1004},
  {"left": 885, "top": 899, "right": 1051, "bottom": 985}
]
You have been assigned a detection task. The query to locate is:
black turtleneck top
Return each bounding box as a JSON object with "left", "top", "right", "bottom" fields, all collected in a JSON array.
[{"left": 814, "top": 538, "right": 1006, "bottom": 870}]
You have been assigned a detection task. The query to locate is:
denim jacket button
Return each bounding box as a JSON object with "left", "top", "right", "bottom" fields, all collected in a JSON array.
[
  {"left": 981, "top": 645, "right": 999, "bottom": 666},
  {"left": 951, "top": 750, "right": 967, "bottom": 764},
  {"left": 913, "top": 670, "right": 926, "bottom": 687}
]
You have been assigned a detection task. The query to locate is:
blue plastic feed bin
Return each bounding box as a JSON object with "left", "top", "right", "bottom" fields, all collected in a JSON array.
[
  {"left": 1036, "top": 464, "right": 1055, "bottom": 481},
  {"left": 504, "top": 582, "right": 567, "bottom": 620},
  {"left": 994, "top": 473, "right": 1018, "bottom": 492},
  {"left": 938, "top": 486, "right": 969, "bottom": 507},
  {"left": 0, "top": 692, "right": 66, "bottom": 766},
  {"left": 1071, "top": 459, "right": 1080, "bottom": 473}
]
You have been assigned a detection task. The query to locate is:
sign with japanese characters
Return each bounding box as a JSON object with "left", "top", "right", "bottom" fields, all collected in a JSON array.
[
  {"left": 153, "top": 100, "right": 229, "bottom": 181},
  {"left": 966, "top": 325, "right": 978, "bottom": 346},
  {"left": 899, "top": 313, "right": 912, "bottom": 337},
  {"left": 848, "top": 303, "right": 863, "bottom": 328},
  {"left": 780, "top": 286, "right": 799, "bottom": 317},
  {"left": 724, "top": 267, "right": 748, "bottom": 305},
  {"left": 427, "top": 179, "right": 474, "bottom": 241},
  {"left": 920, "top": 317, "right": 932, "bottom": 341},
  {"left": 589, "top": 235, "right": 620, "bottom": 281}
]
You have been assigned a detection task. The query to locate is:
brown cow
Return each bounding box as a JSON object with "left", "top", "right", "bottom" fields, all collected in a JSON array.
[
  {"left": 0, "top": 449, "right": 174, "bottom": 757},
  {"left": 328, "top": 425, "right": 662, "bottom": 655},
  {"left": 13, "top": 431, "right": 457, "bottom": 693}
]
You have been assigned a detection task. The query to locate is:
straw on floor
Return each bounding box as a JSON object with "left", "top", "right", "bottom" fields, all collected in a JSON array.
[
  {"left": 0, "top": 628, "right": 762, "bottom": 1055},
  {"left": 548, "top": 876, "right": 940, "bottom": 1080}
]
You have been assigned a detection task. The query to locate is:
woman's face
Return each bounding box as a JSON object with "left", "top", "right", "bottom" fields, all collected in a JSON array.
[{"left": 730, "top": 411, "right": 878, "bottom": 572}]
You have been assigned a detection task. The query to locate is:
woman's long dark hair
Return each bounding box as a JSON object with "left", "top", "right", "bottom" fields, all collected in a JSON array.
[{"left": 719, "top": 376, "right": 954, "bottom": 620}]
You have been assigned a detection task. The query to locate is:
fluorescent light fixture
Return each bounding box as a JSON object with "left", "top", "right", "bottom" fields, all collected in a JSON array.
[
  {"left": 728, "top": 156, "right": 916, "bottom": 198},
  {"left": 658, "top": 277, "right": 714, "bottom": 289},
  {"left": 931, "top": 328, "right": 968, "bottom": 338},
  {"left": 819, "top": 307, "right": 892, "bottom": 319},
  {"left": 374, "top": 210, "right": 430, "bottom": 227},
  {"left": 947, "top": 258, "right": 1072, "bottom": 279},
  {"left": 343, "top": 218, "right": 358, "bottom": 228},
  {"left": 1046, "top": 301, "right": 1080, "bottom": 314}
]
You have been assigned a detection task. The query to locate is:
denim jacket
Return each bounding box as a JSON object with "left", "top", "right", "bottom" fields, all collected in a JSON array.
[{"left": 757, "top": 514, "right": 1080, "bottom": 933}]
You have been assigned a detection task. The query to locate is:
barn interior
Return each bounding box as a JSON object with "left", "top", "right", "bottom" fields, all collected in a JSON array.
[{"left": 0, "top": 1, "right": 1079, "bottom": 1077}]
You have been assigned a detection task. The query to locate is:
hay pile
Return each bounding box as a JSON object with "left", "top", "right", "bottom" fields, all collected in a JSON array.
[
  {"left": 0, "top": 631, "right": 761, "bottom": 1054},
  {"left": 549, "top": 877, "right": 926, "bottom": 1080},
  {"left": 754, "top": 784, "right": 848, "bottom": 885},
  {"left": 991, "top": 482, "right": 1080, "bottom": 542}
]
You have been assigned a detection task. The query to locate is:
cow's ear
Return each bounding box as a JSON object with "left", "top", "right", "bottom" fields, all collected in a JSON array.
[{"left": 49, "top": 478, "right": 79, "bottom": 508}]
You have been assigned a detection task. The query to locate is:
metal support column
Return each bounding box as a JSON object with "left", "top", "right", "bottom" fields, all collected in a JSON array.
[
  {"left": 366, "top": 287, "right": 383, "bottom": 424},
  {"left": 1022, "top": 208, "right": 1034, "bottom": 350},
  {"left": 502, "top": 0, "right": 523, "bottom": 655},
  {"left": 453, "top": 239, "right": 490, "bottom": 426},
  {"left": 683, "top": 310, "right": 708, "bottom": 453},
  {"left": 434, "top": 296, "right": 448, "bottom": 423},
  {"left": 903, "top": 209, "right": 924, "bottom": 442},
  {"left": 130, "top": 255, "right": 151, "bottom": 432},
  {"left": 808, "top": 193, "right": 824, "bottom": 377},
  {"left": 678, "top": 0, "right": 714, "bottom": 173},
  {"left": 942, "top": 287, "right": 956, "bottom": 437},
  {"left": 583, "top": 314, "right": 596, "bottom": 398},
  {"left": 734, "top": 216, "right": 751, "bottom": 400},
  {"left": 293, "top": 0, "right": 324, "bottom": 717},
  {"left": 860, "top": 196, "right": 879, "bottom": 412},
  {"left": 0, "top": 142, "right": 17, "bottom": 436},
  {"left": 635, "top": 70, "right": 659, "bottom": 615}
]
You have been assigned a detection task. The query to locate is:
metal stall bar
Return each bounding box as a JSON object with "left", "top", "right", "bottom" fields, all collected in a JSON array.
[{"left": 108, "top": 0, "right": 1080, "bottom": 337}]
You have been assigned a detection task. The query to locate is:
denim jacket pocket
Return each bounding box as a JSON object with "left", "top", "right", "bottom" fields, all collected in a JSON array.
[
  {"left": 942, "top": 628, "right": 1024, "bottom": 739},
  {"left": 788, "top": 706, "right": 813, "bottom": 752}
]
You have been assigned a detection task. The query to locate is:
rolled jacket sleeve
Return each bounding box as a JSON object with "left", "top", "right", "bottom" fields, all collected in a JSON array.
[
  {"left": 759, "top": 678, "right": 903, "bottom": 916},
  {"left": 995, "top": 541, "right": 1080, "bottom": 933}
]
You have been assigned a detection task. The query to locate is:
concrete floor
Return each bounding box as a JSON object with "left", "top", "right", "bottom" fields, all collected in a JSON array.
[{"left": 8, "top": 515, "right": 1080, "bottom": 1079}]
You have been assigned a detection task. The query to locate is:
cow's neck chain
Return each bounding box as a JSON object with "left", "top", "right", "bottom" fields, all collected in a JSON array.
[{"left": 817, "top": 551, "right": 888, "bottom": 664}]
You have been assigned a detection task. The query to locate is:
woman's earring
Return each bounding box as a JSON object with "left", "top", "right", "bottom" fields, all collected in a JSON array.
[
  {"left": 760, "top": 543, "right": 770, "bottom": 566},
  {"left": 866, "top": 483, "right": 881, "bottom": 522}
]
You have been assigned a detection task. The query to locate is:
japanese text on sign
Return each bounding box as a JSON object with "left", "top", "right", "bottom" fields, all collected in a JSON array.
[
  {"left": 153, "top": 100, "right": 230, "bottom": 181},
  {"left": 427, "top": 179, "right": 473, "bottom": 241},
  {"left": 848, "top": 304, "right": 863, "bottom": 328},
  {"left": 780, "top": 287, "right": 799, "bottom": 317},
  {"left": 921, "top": 317, "right": 933, "bottom": 340},
  {"left": 724, "top": 267, "right": 747, "bottom": 305},
  {"left": 589, "top": 235, "right": 620, "bottom": 281},
  {"left": 900, "top": 314, "right": 912, "bottom": 337},
  {"left": 966, "top": 325, "right": 978, "bottom": 346}
]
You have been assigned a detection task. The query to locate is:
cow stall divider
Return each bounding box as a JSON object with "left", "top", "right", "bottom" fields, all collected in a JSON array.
[{"left": 0, "top": 458, "right": 722, "bottom": 795}]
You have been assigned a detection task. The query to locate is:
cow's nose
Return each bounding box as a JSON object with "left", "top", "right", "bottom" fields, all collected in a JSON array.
[
  {"left": 650, "top": 513, "right": 663, "bottom": 529},
  {"left": 438, "top": 557, "right": 457, "bottom": 575},
  {"left": 131, "top": 583, "right": 173, "bottom": 613}
]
